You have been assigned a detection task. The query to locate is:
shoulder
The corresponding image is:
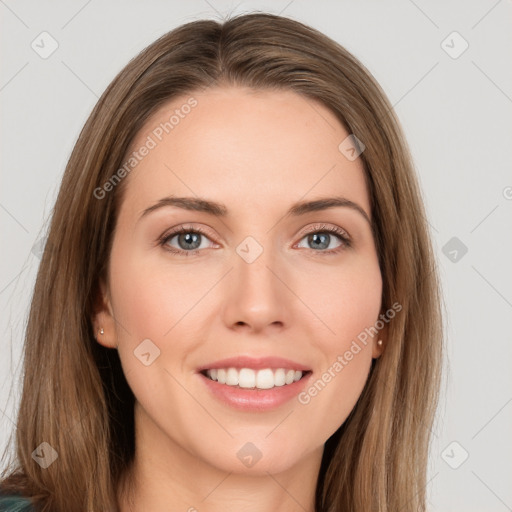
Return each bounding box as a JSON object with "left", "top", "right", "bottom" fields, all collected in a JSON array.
[{"left": 0, "top": 494, "right": 35, "bottom": 512}]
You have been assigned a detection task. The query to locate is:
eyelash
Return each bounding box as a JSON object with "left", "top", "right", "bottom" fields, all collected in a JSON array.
[{"left": 158, "top": 223, "right": 352, "bottom": 257}]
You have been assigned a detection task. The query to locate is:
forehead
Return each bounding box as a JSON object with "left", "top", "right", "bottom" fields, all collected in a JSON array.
[{"left": 120, "top": 86, "right": 370, "bottom": 220}]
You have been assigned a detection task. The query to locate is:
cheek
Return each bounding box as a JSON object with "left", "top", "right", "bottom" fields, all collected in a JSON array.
[
  {"left": 293, "top": 257, "right": 381, "bottom": 422},
  {"left": 298, "top": 254, "right": 383, "bottom": 346},
  {"left": 108, "top": 243, "right": 213, "bottom": 343}
]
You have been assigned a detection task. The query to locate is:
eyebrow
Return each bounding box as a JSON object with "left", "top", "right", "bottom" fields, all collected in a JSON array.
[{"left": 139, "top": 195, "right": 371, "bottom": 225}]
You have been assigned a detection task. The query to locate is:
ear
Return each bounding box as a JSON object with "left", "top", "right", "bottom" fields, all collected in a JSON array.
[
  {"left": 91, "top": 278, "right": 118, "bottom": 349},
  {"left": 372, "top": 318, "right": 388, "bottom": 359}
]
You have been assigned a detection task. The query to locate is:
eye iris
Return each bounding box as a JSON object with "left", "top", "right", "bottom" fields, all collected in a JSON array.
[
  {"left": 309, "top": 233, "right": 329, "bottom": 250},
  {"left": 178, "top": 232, "right": 201, "bottom": 250}
]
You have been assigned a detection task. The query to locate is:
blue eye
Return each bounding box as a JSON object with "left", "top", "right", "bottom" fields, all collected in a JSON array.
[
  {"left": 297, "top": 229, "right": 349, "bottom": 252},
  {"left": 160, "top": 226, "right": 214, "bottom": 256}
]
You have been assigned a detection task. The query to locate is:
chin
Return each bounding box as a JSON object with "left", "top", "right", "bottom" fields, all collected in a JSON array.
[
  {"left": 195, "top": 435, "right": 310, "bottom": 476},
  {"left": 214, "top": 454, "right": 297, "bottom": 476}
]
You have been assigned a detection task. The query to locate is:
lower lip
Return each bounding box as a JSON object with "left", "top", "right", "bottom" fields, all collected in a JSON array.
[{"left": 198, "top": 371, "right": 313, "bottom": 411}]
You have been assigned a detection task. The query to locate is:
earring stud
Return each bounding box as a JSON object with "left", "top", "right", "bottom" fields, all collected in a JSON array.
[
  {"left": 377, "top": 339, "right": 383, "bottom": 346},
  {"left": 98, "top": 328, "right": 104, "bottom": 336}
]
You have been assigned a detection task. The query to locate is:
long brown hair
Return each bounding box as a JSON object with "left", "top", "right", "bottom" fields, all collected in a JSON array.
[{"left": 0, "top": 12, "right": 443, "bottom": 512}]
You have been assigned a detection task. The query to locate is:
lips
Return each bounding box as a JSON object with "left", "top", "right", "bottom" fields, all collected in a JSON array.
[{"left": 196, "top": 355, "right": 311, "bottom": 373}]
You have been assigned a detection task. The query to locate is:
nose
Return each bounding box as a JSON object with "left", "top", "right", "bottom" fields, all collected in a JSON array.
[{"left": 221, "top": 241, "right": 290, "bottom": 334}]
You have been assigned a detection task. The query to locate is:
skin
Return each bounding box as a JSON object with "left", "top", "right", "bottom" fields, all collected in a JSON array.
[{"left": 93, "top": 86, "right": 385, "bottom": 512}]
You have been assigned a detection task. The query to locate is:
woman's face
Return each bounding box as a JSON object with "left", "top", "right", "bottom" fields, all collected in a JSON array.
[{"left": 95, "top": 86, "right": 384, "bottom": 475}]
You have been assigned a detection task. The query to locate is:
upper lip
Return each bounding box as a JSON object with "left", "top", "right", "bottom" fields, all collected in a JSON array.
[{"left": 197, "top": 356, "right": 312, "bottom": 373}]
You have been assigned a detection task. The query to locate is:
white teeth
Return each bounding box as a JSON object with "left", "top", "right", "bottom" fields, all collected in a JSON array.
[
  {"left": 205, "top": 367, "right": 306, "bottom": 389},
  {"left": 256, "top": 369, "right": 274, "bottom": 389},
  {"left": 217, "top": 368, "right": 226, "bottom": 384},
  {"left": 238, "top": 368, "right": 256, "bottom": 388},
  {"left": 274, "top": 368, "right": 286, "bottom": 386},
  {"left": 226, "top": 367, "right": 239, "bottom": 386}
]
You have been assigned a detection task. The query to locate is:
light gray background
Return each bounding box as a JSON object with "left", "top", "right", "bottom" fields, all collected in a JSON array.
[{"left": 1, "top": 1, "right": 511, "bottom": 510}]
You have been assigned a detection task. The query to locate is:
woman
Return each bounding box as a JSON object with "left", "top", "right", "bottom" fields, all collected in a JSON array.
[{"left": 0, "top": 12, "right": 443, "bottom": 512}]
